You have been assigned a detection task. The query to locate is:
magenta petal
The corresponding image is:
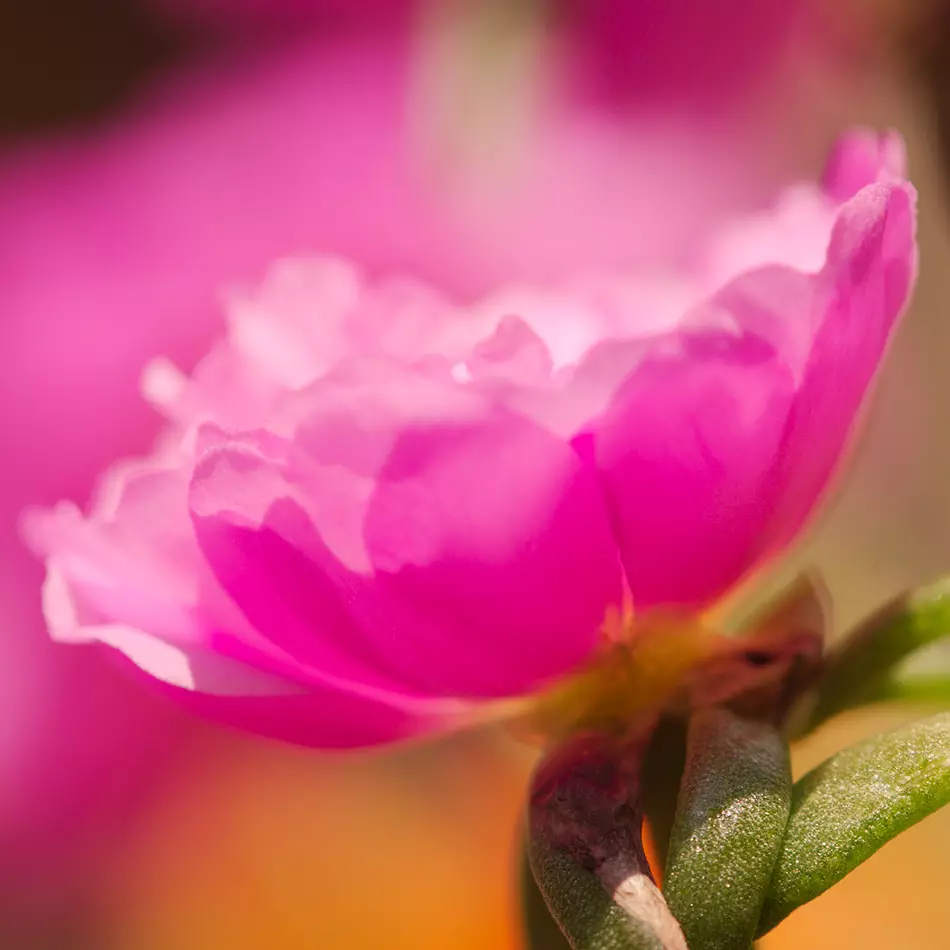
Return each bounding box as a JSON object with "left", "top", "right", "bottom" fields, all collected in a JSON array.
[
  {"left": 189, "top": 441, "right": 422, "bottom": 694},
  {"left": 363, "top": 408, "right": 623, "bottom": 696},
  {"left": 28, "top": 458, "right": 460, "bottom": 750},
  {"left": 754, "top": 181, "right": 917, "bottom": 548},
  {"left": 596, "top": 179, "right": 916, "bottom": 609},
  {"left": 595, "top": 330, "right": 795, "bottom": 609},
  {"left": 164, "top": 688, "right": 449, "bottom": 750},
  {"left": 191, "top": 394, "right": 622, "bottom": 700},
  {"left": 67, "top": 620, "right": 458, "bottom": 750},
  {"left": 821, "top": 129, "right": 907, "bottom": 203}
]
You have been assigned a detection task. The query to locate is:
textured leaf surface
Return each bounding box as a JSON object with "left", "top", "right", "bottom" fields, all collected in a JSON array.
[
  {"left": 522, "top": 844, "right": 572, "bottom": 950},
  {"left": 529, "top": 839, "right": 666, "bottom": 950},
  {"left": 664, "top": 709, "right": 790, "bottom": 950},
  {"left": 760, "top": 712, "right": 950, "bottom": 933}
]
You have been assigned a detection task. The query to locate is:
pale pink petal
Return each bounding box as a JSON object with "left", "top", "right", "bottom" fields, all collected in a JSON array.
[
  {"left": 465, "top": 315, "right": 554, "bottom": 384},
  {"left": 704, "top": 185, "right": 835, "bottom": 283},
  {"left": 22, "top": 471, "right": 204, "bottom": 643},
  {"left": 225, "top": 256, "right": 362, "bottom": 388}
]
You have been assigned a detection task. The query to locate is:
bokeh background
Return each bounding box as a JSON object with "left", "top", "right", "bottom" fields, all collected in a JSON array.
[{"left": 1, "top": 1, "right": 950, "bottom": 947}]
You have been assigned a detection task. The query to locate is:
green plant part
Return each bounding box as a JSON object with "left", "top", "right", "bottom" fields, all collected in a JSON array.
[
  {"left": 759, "top": 712, "right": 950, "bottom": 933},
  {"left": 664, "top": 708, "right": 791, "bottom": 950}
]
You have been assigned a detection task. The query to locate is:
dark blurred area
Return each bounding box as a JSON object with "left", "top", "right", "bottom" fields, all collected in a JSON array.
[{"left": 0, "top": 0, "right": 179, "bottom": 139}]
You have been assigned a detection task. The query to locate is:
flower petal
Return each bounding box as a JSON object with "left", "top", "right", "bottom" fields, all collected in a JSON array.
[
  {"left": 752, "top": 180, "right": 917, "bottom": 549},
  {"left": 821, "top": 128, "right": 907, "bottom": 204},
  {"left": 26, "top": 459, "right": 464, "bottom": 749},
  {"left": 596, "top": 178, "right": 916, "bottom": 609},
  {"left": 37, "top": 522, "right": 462, "bottom": 750},
  {"left": 190, "top": 370, "right": 622, "bottom": 699},
  {"left": 595, "top": 328, "right": 795, "bottom": 609},
  {"left": 363, "top": 405, "right": 623, "bottom": 697}
]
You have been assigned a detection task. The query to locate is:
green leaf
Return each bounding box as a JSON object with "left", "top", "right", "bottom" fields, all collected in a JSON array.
[
  {"left": 797, "top": 579, "right": 950, "bottom": 733},
  {"left": 522, "top": 843, "right": 572, "bottom": 950},
  {"left": 528, "top": 839, "right": 668, "bottom": 950},
  {"left": 874, "top": 670, "right": 950, "bottom": 704},
  {"left": 840, "top": 638, "right": 950, "bottom": 708},
  {"left": 663, "top": 708, "right": 791, "bottom": 950},
  {"left": 759, "top": 711, "right": 950, "bottom": 934}
]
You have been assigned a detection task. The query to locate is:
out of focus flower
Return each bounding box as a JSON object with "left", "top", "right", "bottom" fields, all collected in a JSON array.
[
  {"left": 25, "top": 130, "right": 917, "bottom": 750},
  {"left": 554, "top": 0, "right": 836, "bottom": 109},
  {"left": 149, "top": 0, "right": 845, "bottom": 115}
]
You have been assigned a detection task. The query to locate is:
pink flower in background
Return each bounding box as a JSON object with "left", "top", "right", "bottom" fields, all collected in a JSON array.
[
  {"left": 25, "top": 131, "right": 917, "bottom": 750},
  {"left": 554, "top": 0, "right": 843, "bottom": 109},
  {"left": 149, "top": 0, "right": 845, "bottom": 119}
]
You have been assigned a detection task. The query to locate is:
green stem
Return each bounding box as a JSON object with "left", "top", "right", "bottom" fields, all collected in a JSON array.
[
  {"left": 800, "top": 579, "right": 950, "bottom": 732},
  {"left": 526, "top": 734, "right": 687, "bottom": 950}
]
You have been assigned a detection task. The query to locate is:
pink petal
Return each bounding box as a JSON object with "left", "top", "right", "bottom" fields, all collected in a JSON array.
[
  {"left": 189, "top": 441, "right": 425, "bottom": 693},
  {"left": 106, "top": 625, "right": 464, "bottom": 751},
  {"left": 596, "top": 178, "right": 916, "bottom": 609},
  {"left": 60, "top": 616, "right": 458, "bottom": 750},
  {"left": 595, "top": 329, "right": 795, "bottom": 609},
  {"left": 363, "top": 407, "right": 622, "bottom": 696},
  {"left": 27, "top": 459, "right": 460, "bottom": 750},
  {"left": 22, "top": 470, "right": 205, "bottom": 643},
  {"left": 466, "top": 315, "right": 554, "bottom": 384},
  {"left": 821, "top": 128, "right": 907, "bottom": 203},
  {"left": 190, "top": 372, "right": 622, "bottom": 699},
  {"left": 165, "top": 687, "right": 452, "bottom": 750},
  {"left": 754, "top": 180, "right": 917, "bottom": 548},
  {"left": 225, "top": 256, "right": 362, "bottom": 389}
]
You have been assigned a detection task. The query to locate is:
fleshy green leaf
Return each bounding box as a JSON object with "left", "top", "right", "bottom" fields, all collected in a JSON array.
[
  {"left": 797, "top": 579, "right": 950, "bottom": 733},
  {"left": 663, "top": 708, "right": 791, "bottom": 950},
  {"left": 528, "top": 839, "right": 668, "bottom": 950},
  {"left": 842, "top": 639, "right": 950, "bottom": 707},
  {"left": 874, "top": 670, "right": 950, "bottom": 704},
  {"left": 759, "top": 711, "right": 950, "bottom": 934},
  {"left": 522, "top": 844, "right": 572, "bottom": 950}
]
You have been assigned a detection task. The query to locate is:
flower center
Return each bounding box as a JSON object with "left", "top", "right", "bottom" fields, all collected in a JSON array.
[{"left": 517, "top": 609, "right": 725, "bottom": 742}]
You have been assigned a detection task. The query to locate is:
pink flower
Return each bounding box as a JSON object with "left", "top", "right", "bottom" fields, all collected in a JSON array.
[
  {"left": 24, "top": 130, "right": 917, "bottom": 750},
  {"left": 555, "top": 0, "right": 838, "bottom": 109}
]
